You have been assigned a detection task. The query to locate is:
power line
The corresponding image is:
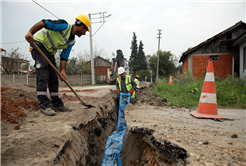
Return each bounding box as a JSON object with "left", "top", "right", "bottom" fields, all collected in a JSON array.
[
  {"left": 106, "top": 22, "right": 130, "bottom": 46},
  {"left": 92, "top": 38, "right": 109, "bottom": 57},
  {"left": 100, "top": 2, "right": 105, "bottom": 12},
  {"left": 32, "top": 0, "right": 59, "bottom": 19},
  {"left": 105, "top": 2, "right": 112, "bottom": 13},
  {"left": 108, "top": 17, "right": 130, "bottom": 43},
  {"left": 107, "top": 2, "right": 112, "bottom": 12},
  {"left": 104, "top": 23, "right": 129, "bottom": 49}
]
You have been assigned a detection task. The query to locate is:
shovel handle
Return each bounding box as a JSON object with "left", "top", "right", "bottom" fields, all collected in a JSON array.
[{"left": 31, "top": 42, "right": 86, "bottom": 106}]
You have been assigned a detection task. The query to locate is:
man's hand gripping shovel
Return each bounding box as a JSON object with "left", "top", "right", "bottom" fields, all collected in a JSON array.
[{"left": 31, "top": 42, "right": 95, "bottom": 109}]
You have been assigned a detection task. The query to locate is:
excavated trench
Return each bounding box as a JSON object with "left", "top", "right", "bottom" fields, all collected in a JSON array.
[
  {"left": 0, "top": 83, "right": 188, "bottom": 166},
  {"left": 52, "top": 94, "right": 188, "bottom": 166}
]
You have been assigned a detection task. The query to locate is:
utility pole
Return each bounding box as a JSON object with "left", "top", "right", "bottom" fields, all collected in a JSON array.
[
  {"left": 156, "top": 29, "right": 162, "bottom": 83},
  {"left": 88, "top": 12, "right": 111, "bottom": 85}
]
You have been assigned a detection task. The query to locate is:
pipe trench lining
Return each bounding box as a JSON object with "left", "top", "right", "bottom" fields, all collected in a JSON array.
[{"left": 51, "top": 97, "right": 188, "bottom": 166}]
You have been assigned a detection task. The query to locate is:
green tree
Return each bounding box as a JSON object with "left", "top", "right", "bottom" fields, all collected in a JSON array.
[
  {"left": 176, "top": 65, "right": 182, "bottom": 74},
  {"left": 149, "top": 50, "right": 176, "bottom": 81},
  {"left": 136, "top": 69, "right": 151, "bottom": 82},
  {"left": 66, "top": 57, "right": 80, "bottom": 74},
  {"left": 137, "top": 40, "right": 147, "bottom": 71},
  {"left": 146, "top": 54, "right": 151, "bottom": 68},
  {"left": 1, "top": 47, "right": 28, "bottom": 74},
  {"left": 129, "top": 33, "right": 147, "bottom": 75},
  {"left": 129, "top": 32, "right": 138, "bottom": 74}
]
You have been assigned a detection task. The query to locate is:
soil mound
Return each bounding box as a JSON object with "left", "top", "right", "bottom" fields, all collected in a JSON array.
[
  {"left": 1, "top": 87, "right": 39, "bottom": 124},
  {"left": 1, "top": 79, "right": 35, "bottom": 92}
]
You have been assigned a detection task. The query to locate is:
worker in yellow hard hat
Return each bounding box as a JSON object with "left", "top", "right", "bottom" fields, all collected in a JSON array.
[
  {"left": 25, "top": 14, "right": 91, "bottom": 116},
  {"left": 134, "top": 75, "right": 140, "bottom": 93}
]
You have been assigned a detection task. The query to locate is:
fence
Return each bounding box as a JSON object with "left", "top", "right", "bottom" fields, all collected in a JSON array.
[{"left": 1, "top": 74, "right": 107, "bottom": 87}]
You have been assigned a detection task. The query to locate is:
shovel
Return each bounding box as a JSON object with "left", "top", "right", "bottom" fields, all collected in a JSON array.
[{"left": 31, "top": 42, "right": 95, "bottom": 108}]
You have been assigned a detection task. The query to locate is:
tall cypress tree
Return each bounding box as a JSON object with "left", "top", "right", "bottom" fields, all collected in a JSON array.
[
  {"left": 129, "top": 32, "right": 138, "bottom": 74},
  {"left": 137, "top": 40, "right": 147, "bottom": 71}
]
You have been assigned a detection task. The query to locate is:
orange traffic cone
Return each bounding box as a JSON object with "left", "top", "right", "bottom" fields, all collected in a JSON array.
[
  {"left": 190, "top": 59, "right": 226, "bottom": 119},
  {"left": 169, "top": 76, "right": 173, "bottom": 85}
]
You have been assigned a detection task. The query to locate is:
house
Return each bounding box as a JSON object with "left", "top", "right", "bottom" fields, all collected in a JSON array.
[
  {"left": 1, "top": 56, "right": 29, "bottom": 74},
  {"left": 179, "top": 21, "right": 246, "bottom": 79},
  {"left": 87, "top": 56, "right": 111, "bottom": 77}
]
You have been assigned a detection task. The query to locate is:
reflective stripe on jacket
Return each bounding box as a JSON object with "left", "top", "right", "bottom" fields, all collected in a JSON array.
[
  {"left": 134, "top": 78, "right": 140, "bottom": 89},
  {"left": 117, "top": 75, "right": 135, "bottom": 99},
  {"left": 34, "top": 23, "right": 75, "bottom": 55}
]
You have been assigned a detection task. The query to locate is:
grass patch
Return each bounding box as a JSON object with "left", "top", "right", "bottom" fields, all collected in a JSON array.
[{"left": 150, "top": 73, "right": 246, "bottom": 109}]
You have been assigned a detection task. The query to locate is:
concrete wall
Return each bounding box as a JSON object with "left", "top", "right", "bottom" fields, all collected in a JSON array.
[{"left": 1, "top": 74, "right": 107, "bottom": 87}]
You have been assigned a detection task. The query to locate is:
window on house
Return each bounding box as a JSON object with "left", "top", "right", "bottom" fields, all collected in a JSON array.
[{"left": 209, "top": 55, "right": 218, "bottom": 61}]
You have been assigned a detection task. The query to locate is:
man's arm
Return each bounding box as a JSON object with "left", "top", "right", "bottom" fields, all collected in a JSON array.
[
  {"left": 25, "top": 21, "right": 45, "bottom": 43},
  {"left": 116, "top": 78, "right": 120, "bottom": 91},
  {"left": 131, "top": 77, "right": 137, "bottom": 91},
  {"left": 59, "top": 43, "right": 75, "bottom": 81},
  {"left": 60, "top": 60, "right": 67, "bottom": 81}
]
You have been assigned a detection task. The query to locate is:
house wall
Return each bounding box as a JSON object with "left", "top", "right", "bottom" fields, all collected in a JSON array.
[
  {"left": 185, "top": 53, "right": 236, "bottom": 79},
  {"left": 95, "top": 66, "right": 111, "bottom": 78}
]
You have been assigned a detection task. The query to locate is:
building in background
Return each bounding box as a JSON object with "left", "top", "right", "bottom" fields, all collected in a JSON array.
[
  {"left": 1, "top": 56, "right": 29, "bottom": 74},
  {"left": 179, "top": 21, "right": 246, "bottom": 79},
  {"left": 87, "top": 56, "right": 111, "bottom": 78}
]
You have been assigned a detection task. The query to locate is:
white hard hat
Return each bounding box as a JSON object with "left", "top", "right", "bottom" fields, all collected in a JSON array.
[{"left": 118, "top": 67, "right": 125, "bottom": 74}]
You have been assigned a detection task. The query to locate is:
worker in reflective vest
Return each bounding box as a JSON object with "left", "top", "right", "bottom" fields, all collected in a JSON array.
[
  {"left": 116, "top": 67, "right": 137, "bottom": 100},
  {"left": 25, "top": 14, "right": 91, "bottom": 116},
  {"left": 134, "top": 75, "right": 140, "bottom": 93}
]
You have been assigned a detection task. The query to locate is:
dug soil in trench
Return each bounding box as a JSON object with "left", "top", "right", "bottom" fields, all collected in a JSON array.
[{"left": 70, "top": 94, "right": 187, "bottom": 166}]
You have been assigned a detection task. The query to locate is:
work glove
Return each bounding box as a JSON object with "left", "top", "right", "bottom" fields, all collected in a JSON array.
[
  {"left": 129, "top": 90, "right": 134, "bottom": 96},
  {"left": 118, "top": 90, "right": 121, "bottom": 93}
]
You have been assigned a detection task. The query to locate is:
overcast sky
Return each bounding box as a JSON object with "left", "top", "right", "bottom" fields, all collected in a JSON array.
[{"left": 0, "top": 0, "right": 245, "bottom": 66}]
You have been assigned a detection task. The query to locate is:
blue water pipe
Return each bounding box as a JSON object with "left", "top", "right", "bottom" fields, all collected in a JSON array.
[{"left": 102, "top": 92, "right": 131, "bottom": 166}]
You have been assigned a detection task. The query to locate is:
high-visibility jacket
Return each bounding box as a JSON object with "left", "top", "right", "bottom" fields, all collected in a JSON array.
[
  {"left": 134, "top": 78, "right": 140, "bottom": 89},
  {"left": 34, "top": 23, "right": 75, "bottom": 55},
  {"left": 117, "top": 75, "right": 135, "bottom": 99}
]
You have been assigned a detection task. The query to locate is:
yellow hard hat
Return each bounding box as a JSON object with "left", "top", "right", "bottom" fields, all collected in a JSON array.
[
  {"left": 135, "top": 75, "right": 139, "bottom": 79},
  {"left": 75, "top": 14, "right": 91, "bottom": 32}
]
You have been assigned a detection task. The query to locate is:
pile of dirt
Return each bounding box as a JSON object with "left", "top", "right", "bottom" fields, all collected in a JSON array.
[
  {"left": 136, "top": 87, "right": 168, "bottom": 107},
  {"left": 1, "top": 79, "right": 35, "bottom": 92},
  {"left": 1, "top": 87, "right": 39, "bottom": 124}
]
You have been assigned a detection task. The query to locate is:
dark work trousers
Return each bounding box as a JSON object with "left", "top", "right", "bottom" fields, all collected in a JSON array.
[{"left": 31, "top": 43, "right": 63, "bottom": 109}]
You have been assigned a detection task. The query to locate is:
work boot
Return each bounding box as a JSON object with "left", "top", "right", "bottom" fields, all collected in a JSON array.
[
  {"left": 40, "top": 107, "right": 56, "bottom": 116},
  {"left": 52, "top": 105, "right": 72, "bottom": 112}
]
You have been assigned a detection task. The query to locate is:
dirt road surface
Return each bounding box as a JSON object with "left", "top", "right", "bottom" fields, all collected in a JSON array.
[{"left": 1, "top": 80, "right": 246, "bottom": 166}]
